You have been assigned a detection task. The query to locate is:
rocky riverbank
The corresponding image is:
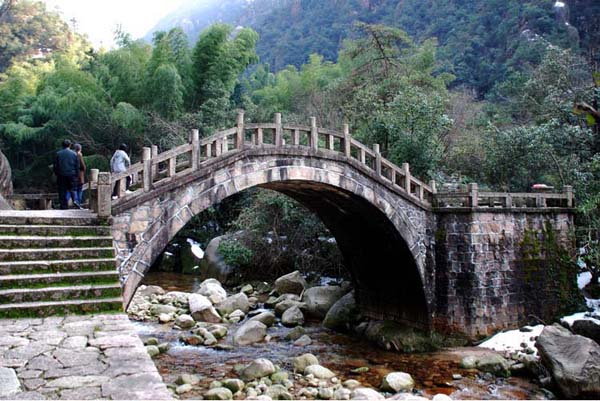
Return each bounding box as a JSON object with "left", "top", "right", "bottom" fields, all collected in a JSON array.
[{"left": 128, "top": 272, "right": 574, "bottom": 400}]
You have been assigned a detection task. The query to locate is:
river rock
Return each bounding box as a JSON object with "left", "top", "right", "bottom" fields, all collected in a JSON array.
[
  {"left": 432, "top": 394, "right": 453, "bottom": 401},
  {"left": 536, "top": 323, "right": 600, "bottom": 398},
  {"left": 285, "top": 326, "right": 305, "bottom": 341},
  {"left": 249, "top": 311, "right": 276, "bottom": 327},
  {"left": 205, "top": 387, "right": 233, "bottom": 400},
  {"left": 176, "top": 384, "right": 193, "bottom": 394},
  {"left": 274, "top": 300, "right": 306, "bottom": 316},
  {"left": 145, "top": 345, "right": 159, "bottom": 357},
  {"left": 351, "top": 387, "right": 385, "bottom": 400},
  {"left": 175, "top": 314, "right": 196, "bottom": 329},
  {"left": 266, "top": 384, "right": 293, "bottom": 400},
  {"left": 229, "top": 309, "right": 246, "bottom": 321},
  {"left": 149, "top": 304, "right": 177, "bottom": 316},
  {"left": 293, "top": 353, "right": 319, "bottom": 373},
  {"left": 302, "top": 286, "right": 346, "bottom": 318},
  {"left": 343, "top": 380, "right": 361, "bottom": 389},
  {"left": 234, "top": 321, "right": 267, "bottom": 346},
  {"left": 274, "top": 271, "right": 307, "bottom": 295},
  {"left": 475, "top": 353, "right": 511, "bottom": 377},
  {"left": 175, "top": 374, "right": 201, "bottom": 385},
  {"left": 323, "top": 291, "right": 358, "bottom": 331},
  {"left": 164, "top": 291, "right": 189, "bottom": 305},
  {"left": 293, "top": 334, "right": 312, "bottom": 346},
  {"left": 270, "top": 371, "right": 288, "bottom": 384},
  {"left": 318, "top": 387, "right": 334, "bottom": 400},
  {"left": 189, "top": 293, "right": 221, "bottom": 323},
  {"left": 158, "top": 313, "right": 173, "bottom": 323},
  {"left": 571, "top": 319, "right": 600, "bottom": 344},
  {"left": 381, "top": 372, "right": 414, "bottom": 393},
  {"left": 304, "top": 364, "right": 335, "bottom": 379},
  {"left": 222, "top": 378, "right": 245, "bottom": 393},
  {"left": 216, "top": 293, "right": 250, "bottom": 316},
  {"left": 198, "top": 278, "right": 227, "bottom": 304},
  {"left": 241, "top": 358, "right": 276, "bottom": 381},
  {"left": 135, "top": 285, "right": 165, "bottom": 298},
  {"left": 334, "top": 388, "right": 352, "bottom": 400},
  {"left": 281, "top": 306, "right": 304, "bottom": 326},
  {"left": 208, "top": 324, "right": 228, "bottom": 339}
]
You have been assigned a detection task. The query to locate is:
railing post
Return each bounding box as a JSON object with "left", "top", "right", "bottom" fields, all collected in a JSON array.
[
  {"left": 97, "top": 172, "right": 112, "bottom": 218},
  {"left": 256, "top": 128, "right": 264, "bottom": 146},
  {"left": 343, "top": 124, "right": 351, "bottom": 158},
  {"left": 191, "top": 129, "right": 199, "bottom": 170},
  {"left": 142, "top": 147, "right": 152, "bottom": 192},
  {"left": 563, "top": 185, "right": 573, "bottom": 207},
  {"left": 373, "top": 144, "right": 381, "bottom": 176},
  {"left": 429, "top": 180, "right": 437, "bottom": 194},
  {"left": 237, "top": 110, "right": 245, "bottom": 150},
  {"left": 89, "top": 169, "right": 99, "bottom": 184},
  {"left": 402, "top": 163, "right": 411, "bottom": 194},
  {"left": 215, "top": 138, "right": 222, "bottom": 157},
  {"left": 151, "top": 145, "right": 158, "bottom": 179},
  {"left": 504, "top": 194, "right": 512, "bottom": 208},
  {"left": 292, "top": 129, "right": 300, "bottom": 146},
  {"left": 468, "top": 182, "right": 478, "bottom": 208},
  {"left": 310, "top": 117, "right": 318, "bottom": 151},
  {"left": 274, "top": 113, "right": 283, "bottom": 147}
]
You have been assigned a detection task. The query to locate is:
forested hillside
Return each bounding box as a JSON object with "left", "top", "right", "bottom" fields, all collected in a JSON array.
[{"left": 0, "top": 0, "right": 599, "bottom": 281}]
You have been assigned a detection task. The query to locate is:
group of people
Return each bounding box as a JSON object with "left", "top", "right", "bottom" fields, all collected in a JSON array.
[{"left": 53, "top": 140, "right": 131, "bottom": 210}]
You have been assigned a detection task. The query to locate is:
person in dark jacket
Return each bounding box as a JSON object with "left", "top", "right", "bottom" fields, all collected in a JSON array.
[{"left": 53, "top": 139, "right": 80, "bottom": 209}]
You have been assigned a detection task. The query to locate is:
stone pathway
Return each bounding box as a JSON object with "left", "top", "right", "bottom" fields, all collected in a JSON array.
[{"left": 0, "top": 314, "right": 171, "bottom": 400}]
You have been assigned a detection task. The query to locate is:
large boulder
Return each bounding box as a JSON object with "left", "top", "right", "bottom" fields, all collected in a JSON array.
[
  {"left": 304, "top": 364, "right": 336, "bottom": 379},
  {"left": 293, "top": 353, "right": 319, "bottom": 373},
  {"left": 323, "top": 291, "right": 359, "bottom": 331},
  {"left": 0, "top": 150, "right": 13, "bottom": 199},
  {"left": 197, "top": 278, "right": 227, "bottom": 304},
  {"left": 536, "top": 323, "right": 600, "bottom": 399},
  {"left": 274, "top": 271, "right": 307, "bottom": 295},
  {"left": 200, "top": 235, "right": 242, "bottom": 285},
  {"left": 302, "top": 286, "right": 347, "bottom": 318},
  {"left": 216, "top": 293, "right": 250, "bottom": 316},
  {"left": 189, "top": 294, "right": 221, "bottom": 323},
  {"left": 248, "top": 311, "right": 276, "bottom": 327},
  {"left": 571, "top": 319, "right": 600, "bottom": 344},
  {"left": 351, "top": 388, "right": 385, "bottom": 400},
  {"left": 233, "top": 321, "right": 267, "bottom": 346},
  {"left": 274, "top": 300, "right": 306, "bottom": 316},
  {"left": 241, "top": 358, "right": 276, "bottom": 381},
  {"left": 281, "top": 306, "right": 304, "bottom": 327}
]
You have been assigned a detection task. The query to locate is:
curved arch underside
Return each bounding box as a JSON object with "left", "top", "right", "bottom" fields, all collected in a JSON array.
[
  {"left": 113, "top": 149, "right": 433, "bottom": 329},
  {"left": 262, "top": 180, "right": 429, "bottom": 327}
]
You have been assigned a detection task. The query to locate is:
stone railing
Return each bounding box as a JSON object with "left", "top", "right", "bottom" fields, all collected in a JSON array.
[{"left": 88, "top": 112, "right": 573, "bottom": 217}]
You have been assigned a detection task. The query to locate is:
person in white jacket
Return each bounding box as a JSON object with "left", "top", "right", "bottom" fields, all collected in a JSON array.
[{"left": 110, "top": 143, "right": 131, "bottom": 197}]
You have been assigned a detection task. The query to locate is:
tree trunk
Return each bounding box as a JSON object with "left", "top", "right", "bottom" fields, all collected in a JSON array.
[{"left": 0, "top": 149, "right": 13, "bottom": 197}]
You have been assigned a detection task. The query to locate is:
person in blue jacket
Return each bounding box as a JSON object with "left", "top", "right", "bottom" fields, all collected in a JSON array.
[{"left": 53, "top": 139, "right": 80, "bottom": 209}]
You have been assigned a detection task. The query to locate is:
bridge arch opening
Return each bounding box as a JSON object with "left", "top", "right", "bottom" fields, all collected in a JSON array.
[{"left": 116, "top": 150, "right": 432, "bottom": 329}]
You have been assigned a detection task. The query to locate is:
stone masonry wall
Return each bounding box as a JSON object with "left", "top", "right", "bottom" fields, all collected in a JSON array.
[{"left": 434, "top": 211, "right": 576, "bottom": 337}]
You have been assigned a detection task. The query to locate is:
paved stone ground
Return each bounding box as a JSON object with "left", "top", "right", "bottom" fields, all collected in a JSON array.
[{"left": 0, "top": 314, "right": 172, "bottom": 400}]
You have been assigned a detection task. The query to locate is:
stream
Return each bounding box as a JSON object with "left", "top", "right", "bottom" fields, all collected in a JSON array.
[{"left": 131, "top": 271, "right": 550, "bottom": 400}]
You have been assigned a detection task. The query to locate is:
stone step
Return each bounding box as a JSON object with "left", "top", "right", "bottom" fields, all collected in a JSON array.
[
  {"left": 0, "top": 235, "right": 113, "bottom": 249},
  {"left": 0, "top": 283, "right": 122, "bottom": 304},
  {"left": 0, "top": 298, "right": 124, "bottom": 318},
  {"left": 0, "top": 247, "right": 114, "bottom": 262},
  {"left": 0, "top": 258, "right": 116, "bottom": 275},
  {"left": 0, "top": 224, "right": 112, "bottom": 237},
  {"left": 0, "top": 210, "right": 101, "bottom": 226},
  {"left": 0, "top": 271, "right": 120, "bottom": 290}
]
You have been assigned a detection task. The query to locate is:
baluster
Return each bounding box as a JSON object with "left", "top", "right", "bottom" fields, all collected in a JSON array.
[
  {"left": 257, "top": 128, "right": 264, "bottom": 146},
  {"left": 236, "top": 111, "right": 245, "bottom": 150},
  {"left": 402, "top": 163, "right": 411, "bottom": 194},
  {"left": 206, "top": 143, "right": 212, "bottom": 158},
  {"left": 293, "top": 129, "right": 300, "bottom": 146},
  {"left": 359, "top": 148, "right": 366, "bottom": 164},
  {"left": 343, "top": 124, "right": 351, "bottom": 158},
  {"left": 274, "top": 113, "right": 283, "bottom": 147},
  {"left": 327, "top": 134, "right": 334, "bottom": 150},
  {"left": 373, "top": 144, "right": 381, "bottom": 176},
  {"left": 151, "top": 145, "right": 158, "bottom": 179},
  {"left": 504, "top": 194, "right": 512, "bottom": 208},
  {"left": 468, "top": 183, "right": 478, "bottom": 207},
  {"left": 310, "top": 117, "right": 318, "bottom": 150},
  {"left": 191, "top": 129, "right": 199, "bottom": 170},
  {"left": 418, "top": 184, "right": 424, "bottom": 201},
  {"left": 142, "top": 147, "right": 152, "bottom": 192},
  {"left": 97, "top": 172, "right": 112, "bottom": 218},
  {"left": 168, "top": 157, "right": 176, "bottom": 177},
  {"left": 429, "top": 180, "right": 437, "bottom": 194},
  {"left": 215, "top": 138, "right": 222, "bottom": 157},
  {"left": 563, "top": 185, "right": 573, "bottom": 207}
]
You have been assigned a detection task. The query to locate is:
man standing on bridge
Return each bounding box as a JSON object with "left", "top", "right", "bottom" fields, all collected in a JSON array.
[{"left": 53, "top": 139, "right": 80, "bottom": 210}]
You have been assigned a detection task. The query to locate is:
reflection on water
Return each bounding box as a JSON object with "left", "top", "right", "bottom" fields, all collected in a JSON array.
[{"left": 135, "top": 272, "right": 547, "bottom": 400}]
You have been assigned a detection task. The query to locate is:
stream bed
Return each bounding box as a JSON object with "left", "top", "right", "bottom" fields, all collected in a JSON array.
[{"left": 132, "top": 271, "right": 549, "bottom": 400}]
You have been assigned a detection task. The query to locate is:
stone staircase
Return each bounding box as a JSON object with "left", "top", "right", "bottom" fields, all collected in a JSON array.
[{"left": 0, "top": 210, "right": 123, "bottom": 318}]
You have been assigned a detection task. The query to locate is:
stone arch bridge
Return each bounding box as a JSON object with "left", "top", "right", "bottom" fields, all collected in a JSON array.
[{"left": 89, "top": 113, "right": 576, "bottom": 337}]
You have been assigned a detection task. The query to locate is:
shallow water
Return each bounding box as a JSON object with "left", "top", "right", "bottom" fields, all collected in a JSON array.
[{"left": 135, "top": 272, "right": 548, "bottom": 400}]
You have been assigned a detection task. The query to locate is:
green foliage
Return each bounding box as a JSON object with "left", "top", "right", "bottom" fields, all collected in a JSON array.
[
  {"left": 147, "top": 64, "right": 184, "bottom": 120},
  {"left": 218, "top": 238, "right": 254, "bottom": 268}
]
